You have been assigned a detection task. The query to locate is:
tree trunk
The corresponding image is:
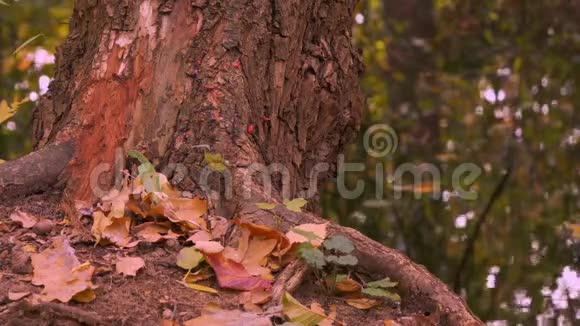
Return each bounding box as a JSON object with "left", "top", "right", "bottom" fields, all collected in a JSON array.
[{"left": 20, "top": 0, "right": 481, "bottom": 324}]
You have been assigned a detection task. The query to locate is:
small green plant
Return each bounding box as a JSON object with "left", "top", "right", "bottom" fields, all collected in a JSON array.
[{"left": 296, "top": 235, "right": 358, "bottom": 293}]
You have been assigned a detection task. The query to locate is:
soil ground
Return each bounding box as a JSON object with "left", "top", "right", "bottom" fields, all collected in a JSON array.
[{"left": 0, "top": 192, "right": 435, "bottom": 325}]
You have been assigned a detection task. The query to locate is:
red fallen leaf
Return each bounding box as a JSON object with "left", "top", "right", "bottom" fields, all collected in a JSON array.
[
  {"left": 232, "top": 60, "right": 241, "bottom": 68},
  {"left": 204, "top": 252, "right": 271, "bottom": 291},
  {"left": 247, "top": 124, "right": 255, "bottom": 134},
  {"left": 203, "top": 85, "right": 217, "bottom": 90},
  {"left": 262, "top": 116, "right": 271, "bottom": 121}
]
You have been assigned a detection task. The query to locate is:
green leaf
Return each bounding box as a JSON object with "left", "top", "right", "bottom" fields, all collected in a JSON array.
[
  {"left": 366, "top": 277, "right": 398, "bottom": 289},
  {"left": 176, "top": 247, "right": 204, "bottom": 270},
  {"left": 323, "top": 235, "right": 355, "bottom": 254},
  {"left": 128, "top": 149, "right": 152, "bottom": 166},
  {"left": 284, "top": 198, "right": 308, "bottom": 213},
  {"left": 13, "top": 34, "right": 45, "bottom": 55},
  {"left": 204, "top": 152, "right": 226, "bottom": 171},
  {"left": 290, "top": 228, "right": 320, "bottom": 241},
  {"left": 256, "top": 202, "right": 277, "bottom": 210},
  {"left": 335, "top": 274, "right": 348, "bottom": 283},
  {"left": 297, "top": 244, "right": 326, "bottom": 269},
  {"left": 336, "top": 255, "right": 358, "bottom": 266},
  {"left": 141, "top": 171, "right": 160, "bottom": 193},
  {"left": 282, "top": 292, "right": 327, "bottom": 326},
  {"left": 362, "top": 287, "right": 401, "bottom": 302}
]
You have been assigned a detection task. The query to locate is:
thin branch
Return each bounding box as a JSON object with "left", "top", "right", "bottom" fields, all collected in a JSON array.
[{"left": 453, "top": 137, "right": 516, "bottom": 292}]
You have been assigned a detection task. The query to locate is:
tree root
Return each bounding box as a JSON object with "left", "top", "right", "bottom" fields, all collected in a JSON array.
[
  {"left": 240, "top": 204, "right": 484, "bottom": 326},
  {"left": 12, "top": 301, "right": 108, "bottom": 326},
  {"left": 268, "top": 260, "right": 308, "bottom": 308},
  {"left": 0, "top": 142, "right": 73, "bottom": 200}
]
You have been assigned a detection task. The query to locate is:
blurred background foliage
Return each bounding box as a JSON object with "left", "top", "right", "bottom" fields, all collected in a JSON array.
[
  {"left": 0, "top": 0, "right": 578, "bottom": 324},
  {"left": 0, "top": 0, "right": 72, "bottom": 159},
  {"left": 322, "top": 0, "right": 579, "bottom": 324}
]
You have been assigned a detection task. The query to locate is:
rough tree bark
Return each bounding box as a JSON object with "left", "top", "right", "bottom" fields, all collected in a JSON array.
[{"left": 4, "top": 0, "right": 482, "bottom": 324}]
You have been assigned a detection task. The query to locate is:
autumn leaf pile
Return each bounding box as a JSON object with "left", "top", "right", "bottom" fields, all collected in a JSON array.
[{"left": 21, "top": 151, "right": 401, "bottom": 325}]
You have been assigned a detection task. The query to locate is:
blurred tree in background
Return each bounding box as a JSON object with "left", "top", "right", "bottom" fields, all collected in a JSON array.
[
  {"left": 1, "top": 0, "right": 578, "bottom": 323},
  {"left": 322, "top": 0, "right": 579, "bottom": 323}
]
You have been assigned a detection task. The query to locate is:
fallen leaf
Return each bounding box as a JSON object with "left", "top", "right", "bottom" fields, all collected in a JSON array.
[
  {"left": 384, "top": 319, "right": 402, "bottom": 326},
  {"left": 346, "top": 298, "right": 380, "bottom": 310},
  {"left": 362, "top": 287, "right": 401, "bottom": 302},
  {"left": 204, "top": 252, "right": 271, "bottom": 291},
  {"left": 134, "top": 222, "right": 178, "bottom": 243},
  {"left": 184, "top": 304, "right": 270, "bottom": 326},
  {"left": 240, "top": 237, "right": 277, "bottom": 276},
  {"left": 10, "top": 210, "right": 38, "bottom": 228},
  {"left": 256, "top": 202, "right": 277, "bottom": 210},
  {"left": 184, "top": 270, "right": 213, "bottom": 283},
  {"left": 282, "top": 291, "right": 331, "bottom": 326},
  {"left": 284, "top": 198, "right": 308, "bottom": 213},
  {"left": 186, "top": 231, "right": 213, "bottom": 243},
  {"left": 239, "top": 288, "right": 273, "bottom": 305},
  {"left": 72, "top": 289, "right": 97, "bottom": 303},
  {"left": 169, "top": 197, "right": 208, "bottom": 229},
  {"left": 176, "top": 247, "right": 204, "bottom": 270},
  {"left": 116, "top": 256, "right": 145, "bottom": 276},
  {"left": 31, "top": 237, "right": 96, "bottom": 303},
  {"left": 287, "top": 223, "right": 328, "bottom": 247},
  {"left": 367, "top": 277, "right": 398, "bottom": 289},
  {"left": 236, "top": 220, "right": 292, "bottom": 256},
  {"left": 8, "top": 291, "right": 31, "bottom": 301},
  {"left": 195, "top": 240, "right": 225, "bottom": 254},
  {"left": 204, "top": 152, "right": 227, "bottom": 172},
  {"left": 335, "top": 277, "right": 362, "bottom": 296},
  {"left": 92, "top": 211, "right": 132, "bottom": 246},
  {"left": 311, "top": 302, "right": 336, "bottom": 326},
  {"left": 182, "top": 282, "right": 218, "bottom": 294}
]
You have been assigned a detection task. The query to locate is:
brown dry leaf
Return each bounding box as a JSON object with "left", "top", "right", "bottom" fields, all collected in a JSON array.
[
  {"left": 195, "top": 240, "right": 224, "bottom": 254},
  {"left": 346, "top": 298, "right": 380, "bottom": 310},
  {"left": 72, "top": 289, "right": 97, "bottom": 303},
  {"left": 31, "top": 237, "right": 96, "bottom": 303},
  {"left": 184, "top": 304, "right": 271, "bottom": 326},
  {"left": 184, "top": 268, "right": 213, "bottom": 283},
  {"left": 10, "top": 210, "right": 38, "bottom": 228},
  {"left": 103, "top": 217, "right": 132, "bottom": 247},
  {"left": 209, "top": 216, "right": 229, "bottom": 239},
  {"left": 236, "top": 219, "right": 292, "bottom": 255},
  {"left": 92, "top": 211, "right": 132, "bottom": 246},
  {"left": 100, "top": 178, "right": 131, "bottom": 215},
  {"left": 286, "top": 223, "right": 328, "bottom": 247},
  {"left": 335, "top": 278, "right": 362, "bottom": 296},
  {"left": 186, "top": 230, "right": 212, "bottom": 243},
  {"left": 116, "top": 256, "right": 145, "bottom": 276},
  {"left": 239, "top": 288, "right": 273, "bottom": 305},
  {"left": 203, "top": 252, "right": 271, "bottom": 291},
  {"left": 8, "top": 291, "right": 31, "bottom": 301},
  {"left": 384, "top": 320, "right": 402, "bottom": 326},
  {"left": 169, "top": 197, "right": 208, "bottom": 229},
  {"left": 134, "top": 222, "right": 179, "bottom": 243},
  {"left": 240, "top": 237, "right": 277, "bottom": 276},
  {"left": 311, "top": 302, "right": 337, "bottom": 326}
]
